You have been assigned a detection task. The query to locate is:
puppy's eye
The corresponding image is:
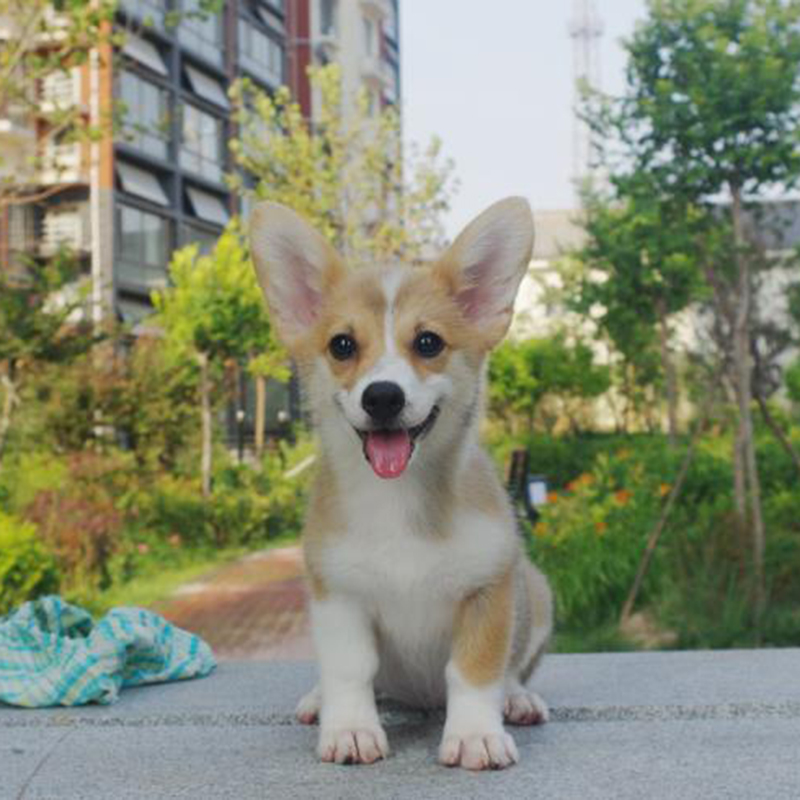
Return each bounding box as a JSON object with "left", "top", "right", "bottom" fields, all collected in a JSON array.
[
  {"left": 413, "top": 330, "right": 445, "bottom": 358},
  {"left": 329, "top": 333, "right": 357, "bottom": 361}
]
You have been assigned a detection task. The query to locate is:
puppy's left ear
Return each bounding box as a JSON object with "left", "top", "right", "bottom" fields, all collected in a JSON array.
[{"left": 435, "top": 197, "right": 534, "bottom": 347}]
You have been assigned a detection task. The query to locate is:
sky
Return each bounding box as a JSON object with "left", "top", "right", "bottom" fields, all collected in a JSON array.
[{"left": 400, "top": 0, "right": 648, "bottom": 237}]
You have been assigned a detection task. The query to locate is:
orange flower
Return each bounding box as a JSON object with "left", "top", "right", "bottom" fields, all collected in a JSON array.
[
  {"left": 547, "top": 492, "right": 560, "bottom": 504},
  {"left": 614, "top": 489, "right": 632, "bottom": 505},
  {"left": 595, "top": 521, "right": 608, "bottom": 535},
  {"left": 659, "top": 483, "right": 671, "bottom": 497}
]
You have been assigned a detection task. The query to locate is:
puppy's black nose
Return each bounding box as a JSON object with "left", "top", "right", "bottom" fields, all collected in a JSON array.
[{"left": 362, "top": 381, "right": 405, "bottom": 424}]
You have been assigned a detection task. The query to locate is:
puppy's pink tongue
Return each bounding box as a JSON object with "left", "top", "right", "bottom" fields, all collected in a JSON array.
[{"left": 365, "top": 430, "right": 412, "bottom": 479}]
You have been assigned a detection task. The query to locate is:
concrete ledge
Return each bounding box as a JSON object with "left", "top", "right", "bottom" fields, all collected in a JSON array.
[{"left": 3, "top": 650, "right": 800, "bottom": 798}]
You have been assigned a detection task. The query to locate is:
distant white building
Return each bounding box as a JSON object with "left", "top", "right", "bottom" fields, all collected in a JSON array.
[
  {"left": 512, "top": 209, "right": 587, "bottom": 340},
  {"left": 511, "top": 203, "right": 800, "bottom": 429},
  {"left": 309, "top": 0, "right": 400, "bottom": 118}
]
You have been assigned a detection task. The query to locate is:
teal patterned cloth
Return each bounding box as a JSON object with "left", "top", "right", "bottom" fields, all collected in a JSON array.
[{"left": 0, "top": 596, "right": 216, "bottom": 708}]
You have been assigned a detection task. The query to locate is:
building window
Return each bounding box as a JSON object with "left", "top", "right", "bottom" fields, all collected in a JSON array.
[
  {"left": 180, "top": 222, "right": 220, "bottom": 254},
  {"left": 384, "top": 2, "right": 398, "bottom": 42},
  {"left": 179, "top": 103, "right": 224, "bottom": 182},
  {"left": 116, "top": 204, "right": 171, "bottom": 290},
  {"left": 119, "top": 70, "right": 170, "bottom": 159},
  {"left": 178, "top": 0, "right": 224, "bottom": 67},
  {"left": 238, "top": 18, "right": 284, "bottom": 86},
  {"left": 117, "top": 294, "right": 156, "bottom": 326},
  {"left": 384, "top": 61, "right": 399, "bottom": 105},
  {"left": 320, "top": 0, "right": 336, "bottom": 35},
  {"left": 184, "top": 64, "right": 230, "bottom": 109},
  {"left": 122, "top": 32, "right": 168, "bottom": 77},
  {"left": 120, "top": 0, "right": 167, "bottom": 31},
  {"left": 116, "top": 160, "right": 170, "bottom": 206},
  {"left": 363, "top": 16, "right": 375, "bottom": 55},
  {"left": 186, "top": 186, "right": 230, "bottom": 226}
]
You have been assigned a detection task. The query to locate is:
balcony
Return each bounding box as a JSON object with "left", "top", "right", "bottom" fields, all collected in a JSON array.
[
  {"left": 40, "top": 203, "right": 91, "bottom": 256},
  {"left": 359, "top": 0, "right": 392, "bottom": 19},
  {"left": 0, "top": 111, "right": 34, "bottom": 145},
  {"left": 360, "top": 53, "right": 392, "bottom": 89},
  {"left": 40, "top": 69, "right": 84, "bottom": 114},
  {"left": 39, "top": 142, "right": 86, "bottom": 185}
]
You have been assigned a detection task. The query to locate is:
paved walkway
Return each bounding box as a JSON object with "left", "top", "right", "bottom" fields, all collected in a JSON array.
[
  {"left": 155, "top": 545, "right": 313, "bottom": 661},
  {"left": 5, "top": 651, "right": 800, "bottom": 798}
]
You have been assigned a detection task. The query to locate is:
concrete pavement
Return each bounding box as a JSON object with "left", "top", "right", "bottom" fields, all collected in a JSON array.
[{"left": 3, "top": 649, "right": 800, "bottom": 799}]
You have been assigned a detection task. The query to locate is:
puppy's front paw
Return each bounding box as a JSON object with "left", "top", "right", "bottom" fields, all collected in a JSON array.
[
  {"left": 439, "top": 731, "right": 519, "bottom": 771},
  {"left": 318, "top": 725, "right": 389, "bottom": 765},
  {"left": 504, "top": 689, "right": 549, "bottom": 726}
]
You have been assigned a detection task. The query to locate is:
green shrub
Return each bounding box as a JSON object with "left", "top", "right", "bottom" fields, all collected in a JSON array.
[
  {"left": 0, "top": 512, "right": 59, "bottom": 615},
  {"left": 528, "top": 448, "right": 670, "bottom": 629},
  {"left": 0, "top": 450, "right": 70, "bottom": 513}
]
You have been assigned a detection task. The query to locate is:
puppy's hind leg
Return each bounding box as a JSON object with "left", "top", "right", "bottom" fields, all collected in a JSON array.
[
  {"left": 503, "top": 677, "right": 549, "bottom": 726},
  {"left": 296, "top": 684, "right": 321, "bottom": 725},
  {"left": 504, "top": 561, "right": 553, "bottom": 726}
]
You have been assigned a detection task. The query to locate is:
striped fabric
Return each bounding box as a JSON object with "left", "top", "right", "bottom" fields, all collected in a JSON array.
[{"left": 0, "top": 596, "right": 216, "bottom": 708}]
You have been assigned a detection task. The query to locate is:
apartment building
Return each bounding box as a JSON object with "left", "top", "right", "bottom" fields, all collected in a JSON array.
[
  {"left": 0, "top": 0, "right": 400, "bottom": 324},
  {"left": 1, "top": 0, "right": 400, "bottom": 446}
]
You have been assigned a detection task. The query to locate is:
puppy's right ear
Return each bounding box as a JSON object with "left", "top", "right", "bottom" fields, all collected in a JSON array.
[{"left": 250, "top": 202, "right": 344, "bottom": 347}]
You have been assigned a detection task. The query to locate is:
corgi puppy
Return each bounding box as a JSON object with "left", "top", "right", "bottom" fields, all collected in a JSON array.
[{"left": 250, "top": 197, "right": 553, "bottom": 771}]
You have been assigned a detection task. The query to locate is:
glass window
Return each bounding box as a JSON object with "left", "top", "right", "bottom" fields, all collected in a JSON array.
[
  {"left": 120, "top": 0, "right": 167, "bottom": 31},
  {"left": 118, "top": 295, "right": 155, "bottom": 325},
  {"left": 119, "top": 70, "right": 170, "bottom": 159},
  {"left": 181, "top": 223, "right": 220, "bottom": 254},
  {"left": 122, "top": 33, "right": 168, "bottom": 76},
  {"left": 179, "top": 103, "right": 224, "bottom": 182},
  {"left": 363, "top": 17, "right": 375, "bottom": 55},
  {"left": 255, "top": 2, "right": 284, "bottom": 32},
  {"left": 185, "top": 64, "right": 230, "bottom": 109},
  {"left": 186, "top": 186, "right": 230, "bottom": 226},
  {"left": 384, "top": 2, "right": 398, "bottom": 42},
  {"left": 117, "top": 161, "right": 170, "bottom": 206},
  {"left": 117, "top": 204, "right": 171, "bottom": 289},
  {"left": 384, "top": 62, "right": 399, "bottom": 105},
  {"left": 238, "top": 18, "right": 285, "bottom": 86},
  {"left": 178, "top": 0, "right": 223, "bottom": 66},
  {"left": 320, "top": 0, "right": 336, "bottom": 35}
]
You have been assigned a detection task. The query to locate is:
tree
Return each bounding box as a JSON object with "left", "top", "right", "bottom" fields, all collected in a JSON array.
[
  {"left": 0, "top": 254, "right": 98, "bottom": 466},
  {"left": 34, "top": 334, "right": 199, "bottom": 473},
  {"left": 229, "top": 65, "right": 456, "bottom": 264},
  {"left": 572, "top": 190, "right": 703, "bottom": 441},
  {"left": 0, "top": 0, "right": 117, "bottom": 207},
  {"left": 584, "top": 0, "right": 800, "bottom": 629},
  {"left": 489, "top": 334, "right": 610, "bottom": 434},
  {"left": 152, "top": 226, "right": 283, "bottom": 497}
]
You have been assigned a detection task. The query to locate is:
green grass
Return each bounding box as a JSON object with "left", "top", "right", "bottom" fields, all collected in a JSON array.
[{"left": 552, "top": 623, "right": 639, "bottom": 653}]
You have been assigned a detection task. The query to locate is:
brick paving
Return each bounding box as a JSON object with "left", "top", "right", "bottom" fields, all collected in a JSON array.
[{"left": 155, "top": 545, "right": 314, "bottom": 661}]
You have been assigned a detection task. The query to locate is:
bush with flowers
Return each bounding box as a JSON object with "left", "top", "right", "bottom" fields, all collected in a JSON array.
[{"left": 525, "top": 428, "right": 800, "bottom": 648}]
